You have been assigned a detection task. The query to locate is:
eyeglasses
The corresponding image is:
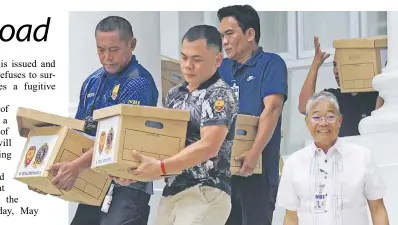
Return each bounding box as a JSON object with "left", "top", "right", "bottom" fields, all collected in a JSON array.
[{"left": 310, "top": 115, "right": 337, "bottom": 124}]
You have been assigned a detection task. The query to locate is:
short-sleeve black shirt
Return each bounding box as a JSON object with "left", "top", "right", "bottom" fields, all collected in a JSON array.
[
  {"left": 324, "top": 88, "right": 378, "bottom": 137},
  {"left": 162, "top": 71, "right": 238, "bottom": 197}
]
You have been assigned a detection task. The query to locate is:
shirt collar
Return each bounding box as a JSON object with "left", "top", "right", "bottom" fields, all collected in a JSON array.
[
  {"left": 105, "top": 55, "right": 138, "bottom": 77},
  {"left": 309, "top": 138, "right": 346, "bottom": 156},
  {"left": 180, "top": 70, "right": 220, "bottom": 91},
  {"left": 229, "top": 47, "right": 264, "bottom": 67}
]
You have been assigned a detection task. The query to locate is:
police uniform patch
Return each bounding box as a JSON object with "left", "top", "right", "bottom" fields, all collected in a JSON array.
[
  {"left": 24, "top": 146, "right": 36, "bottom": 167},
  {"left": 105, "top": 127, "right": 114, "bottom": 154},
  {"left": 98, "top": 131, "right": 106, "bottom": 155},
  {"left": 214, "top": 98, "right": 225, "bottom": 112},
  {"left": 111, "top": 84, "right": 120, "bottom": 100},
  {"left": 33, "top": 143, "right": 48, "bottom": 168}
]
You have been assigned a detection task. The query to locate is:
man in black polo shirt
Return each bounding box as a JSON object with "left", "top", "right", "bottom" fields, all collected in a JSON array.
[
  {"left": 127, "top": 25, "right": 238, "bottom": 225},
  {"left": 298, "top": 36, "right": 384, "bottom": 137}
]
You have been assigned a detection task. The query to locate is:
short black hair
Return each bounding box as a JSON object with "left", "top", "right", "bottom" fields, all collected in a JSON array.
[
  {"left": 95, "top": 16, "right": 134, "bottom": 40},
  {"left": 217, "top": 5, "right": 260, "bottom": 44},
  {"left": 182, "top": 25, "right": 222, "bottom": 52}
]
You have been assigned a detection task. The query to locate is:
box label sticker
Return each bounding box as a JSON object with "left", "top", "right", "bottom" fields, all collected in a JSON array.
[
  {"left": 94, "top": 116, "right": 119, "bottom": 166},
  {"left": 17, "top": 135, "right": 58, "bottom": 177}
]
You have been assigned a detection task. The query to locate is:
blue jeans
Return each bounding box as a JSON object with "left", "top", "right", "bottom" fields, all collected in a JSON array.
[{"left": 70, "top": 186, "right": 150, "bottom": 225}]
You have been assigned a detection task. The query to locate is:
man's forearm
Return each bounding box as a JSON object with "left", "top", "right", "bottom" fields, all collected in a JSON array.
[
  {"left": 163, "top": 140, "right": 216, "bottom": 174},
  {"left": 283, "top": 216, "right": 298, "bottom": 225},
  {"left": 283, "top": 212, "right": 298, "bottom": 225},
  {"left": 250, "top": 106, "right": 282, "bottom": 155},
  {"left": 298, "top": 63, "right": 319, "bottom": 113},
  {"left": 371, "top": 208, "right": 389, "bottom": 225},
  {"left": 72, "top": 147, "right": 94, "bottom": 172}
]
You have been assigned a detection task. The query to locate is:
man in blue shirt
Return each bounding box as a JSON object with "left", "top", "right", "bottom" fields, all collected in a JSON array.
[
  {"left": 30, "top": 16, "right": 158, "bottom": 225},
  {"left": 217, "top": 5, "right": 288, "bottom": 225}
]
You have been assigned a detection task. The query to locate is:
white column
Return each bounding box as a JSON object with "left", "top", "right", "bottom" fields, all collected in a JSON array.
[
  {"left": 68, "top": 12, "right": 161, "bottom": 224},
  {"left": 345, "top": 12, "right": 398, "bottom": 225},
  {"left": 358, "top": 12, "right": 398, "bottom": 135}
]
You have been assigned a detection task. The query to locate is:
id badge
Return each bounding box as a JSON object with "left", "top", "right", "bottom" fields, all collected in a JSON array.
[
  {"left": 231, "top": 81, "right": 239, "bottom": 101},
  {"left": 313, "top": 185, "right": 327, "bottom": 213}
]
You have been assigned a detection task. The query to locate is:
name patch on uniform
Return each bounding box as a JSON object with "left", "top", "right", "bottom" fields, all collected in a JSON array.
[
  {"left": 128, "top": 100, "right": 141, "bottom": 105},
  {"left": 87, "top": 93, "right": 95, "bottom": 98},
  {"left": 214, "top": 98, "right": 225, "bottom": 112}
]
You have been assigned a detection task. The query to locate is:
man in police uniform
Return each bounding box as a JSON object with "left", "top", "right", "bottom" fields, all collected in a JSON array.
[
  {"left": 30, "top": 16, "right": 158, "bottom": 225},
  {"left": 125, "top": 25, "right": 238, "bottom": 225},
  {"left": 298, "top": 36, "right": 384, "bottom": 137},
  {"left": 278, "top": 91, "right": 389, "bottom": 225},
  {"left": 217, "top": 5, "right": 288, "bottom": 225}
]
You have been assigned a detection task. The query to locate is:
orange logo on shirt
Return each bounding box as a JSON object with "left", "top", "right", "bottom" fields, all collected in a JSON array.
[{"left": 214, "top": 98, "right": 225, "bottom": 112}]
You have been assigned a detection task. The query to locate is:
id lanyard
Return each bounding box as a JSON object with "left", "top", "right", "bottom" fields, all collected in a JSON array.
[
  {"left": 333, "top": 156, "right": 343, "bottom": 225},
  {"left": 310, "top": 153, "right": 320, "bottom": 225},
  {"left": 101, "top": 184, "right": 115, "bottom": 213},
  {"left": 310, "top": 153, "right": 343, "bottom": 225},
  {"left": 83, "top": 71, "right": 107, "bottom": 119},
  {"left": 231, "top": 79, "right": 239, "bottom": 101}
]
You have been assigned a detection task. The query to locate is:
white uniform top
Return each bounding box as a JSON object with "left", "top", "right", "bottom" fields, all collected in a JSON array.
[{"left": 277, "top": 138, "right": 386, "bottom": 225}]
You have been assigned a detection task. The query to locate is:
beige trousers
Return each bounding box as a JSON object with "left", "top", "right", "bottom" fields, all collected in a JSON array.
[{"left": 154, "top": 185, "right": 231, "bottom": 225}]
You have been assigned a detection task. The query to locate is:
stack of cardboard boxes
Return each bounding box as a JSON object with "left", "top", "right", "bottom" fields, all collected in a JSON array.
[
  {"left": 14, "top": 111, "right": 263, "bottom": 204},
  {"left": 14, "top": 56, "right": 269, "bottom": 206},
  {"left": 14, "top": 107, "right": 112, "bottom": 206}
]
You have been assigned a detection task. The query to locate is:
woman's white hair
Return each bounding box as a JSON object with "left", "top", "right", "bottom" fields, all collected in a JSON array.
[{"left": 305, "top": 91, "right": 340, "bottom": 115}]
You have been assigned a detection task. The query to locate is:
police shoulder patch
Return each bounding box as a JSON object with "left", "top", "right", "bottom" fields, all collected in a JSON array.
[{"left": 214, "top": 97, "right": 225, "bottom": 112}]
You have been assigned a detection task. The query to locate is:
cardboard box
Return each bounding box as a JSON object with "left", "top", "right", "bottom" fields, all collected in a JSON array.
[
  {"left": 230, "top": 114, "right": 262, "bottom": 175},
  {"left": 14, "top": 107, "right": 112, "bottom": 206},
  {"left": 16, "top": 107, "right": 85, "bottom": 138},
  {"left": 161, "top": 55, "right": 185, "bottom": 105},
  {"left": 91, "top": 104, "right": 190, "bottom": 181},
  {"left": 333, "top": 35, "right": 388, "bottom": 93}
]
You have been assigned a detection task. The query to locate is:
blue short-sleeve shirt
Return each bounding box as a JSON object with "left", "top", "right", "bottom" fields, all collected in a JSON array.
[
  {"left": 218, "top": 47, "right": 288, "bottom": 185},
  {"left": 75, "top": 55, "right": 159, "bottom": 195}
]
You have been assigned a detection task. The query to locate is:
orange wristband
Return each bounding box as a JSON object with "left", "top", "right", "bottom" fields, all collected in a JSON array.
[{"left": 160, "top": 161, "right": 166, "bottom": 175}]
